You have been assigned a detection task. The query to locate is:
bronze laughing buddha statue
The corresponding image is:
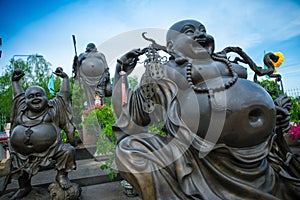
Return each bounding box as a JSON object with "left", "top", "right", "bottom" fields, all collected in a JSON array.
[
  {"left": 8, "top": 67, "right": 76, "bottom": 199},
  {"left": 112, "top": 19, "right": 300, "bottom": 199}
]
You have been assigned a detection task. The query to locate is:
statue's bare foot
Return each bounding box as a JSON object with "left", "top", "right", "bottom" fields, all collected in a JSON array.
[
  {"left": 10, "top": 186, "right": 32, "bottom": 200},
  {"left": 56, "top": 172, "right": 72, "bottom": 189}
]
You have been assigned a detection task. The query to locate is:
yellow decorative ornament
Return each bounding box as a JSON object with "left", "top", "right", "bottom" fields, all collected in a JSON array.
[{"left": 271, "top": 52, "right": 284, "bottom": 67}]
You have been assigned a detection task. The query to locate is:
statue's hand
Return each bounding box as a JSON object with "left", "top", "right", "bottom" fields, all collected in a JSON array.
[
  {"left": 117, "top": 49, "right": 143, "bottom": 74},
  {"left": 54, "top": 67, "right": 68, "bottom": 78},
  {"left": 73, "top": 55, "right": 78, "bottom": 61},
  {"left": 12, "top": 68, "right": 25, "bottom": 81},
  {"left": 73, "top": 56, "right": 78, "bottom": 65}
]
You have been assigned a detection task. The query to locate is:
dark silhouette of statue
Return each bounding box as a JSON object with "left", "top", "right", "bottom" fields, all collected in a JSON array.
[
  {"left": 7, "top": 67, "right": 78, "bottom": 199},
  {"left": 73, "top": 43, "right": 112, "bottom": 107},
  {"left": 112, "top": 19, "right": 300, "bottom": 199}
]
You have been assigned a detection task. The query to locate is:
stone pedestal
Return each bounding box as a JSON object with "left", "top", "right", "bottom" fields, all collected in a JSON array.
[
  {"left": 48, "top": 182, "right": 81, "bottom": 200},
  {"left": 81, "top": 115, "right": 100, "bottom": 147}
]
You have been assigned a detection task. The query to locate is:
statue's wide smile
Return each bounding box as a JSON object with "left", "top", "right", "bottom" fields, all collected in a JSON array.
[{"left": 195, "top": 38, "right": 208, "bottom": 48}]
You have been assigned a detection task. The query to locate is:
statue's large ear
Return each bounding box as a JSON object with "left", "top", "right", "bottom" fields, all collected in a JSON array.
[{"left": 166, "top": 40, "right": 174, "bottom": 53}]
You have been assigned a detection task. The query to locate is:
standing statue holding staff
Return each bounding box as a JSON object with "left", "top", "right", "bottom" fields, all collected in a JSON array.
[{"left": 72, "top": 36, "right": 112, "bottom": 107}]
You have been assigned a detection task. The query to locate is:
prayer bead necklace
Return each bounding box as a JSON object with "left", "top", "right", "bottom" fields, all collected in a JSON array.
[{"left": 186, "top": 54, "right": 239, "bottom": 93}]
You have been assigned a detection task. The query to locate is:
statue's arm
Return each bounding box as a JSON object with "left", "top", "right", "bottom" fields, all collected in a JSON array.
[
  {"left": 113, "top": 49, "right": 142, "bottom": 86},
  {"left": 90, "top": 52, "right": 110, "bottom": 84},
  {"left": 54, "top": 67, "right": 76, "bottom": 145},
  {"left": 99, "top": 52, "right": 108, "bottom": 68},
  {"left": 11, "top": 69, "right": 25, "bottom": 97},
  {"left": 77, "top": 53, "right": 86, "bottom": 66},
  {"left": 54, "top": 67, "right": 70, "bottom": 100},
  {"left": 113, "top": 49, "right": 143, "bottom": 116}
]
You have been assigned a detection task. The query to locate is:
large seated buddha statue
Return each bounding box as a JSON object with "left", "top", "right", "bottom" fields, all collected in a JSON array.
[{"left": 112, "top": 19, "right": 300, "bottom": 199}]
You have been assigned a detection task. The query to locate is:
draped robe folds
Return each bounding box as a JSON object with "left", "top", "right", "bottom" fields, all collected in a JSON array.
[
  {"left": 113, "top": 64, "right": 300, "bottom": 199},
  {"left": 9, "top": 92, "right": 76, "bottom": 177}
]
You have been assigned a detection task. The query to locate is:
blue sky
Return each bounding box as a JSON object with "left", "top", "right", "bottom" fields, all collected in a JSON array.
[{"left": 1, "top": 0, "right": 300, "bottom": 92}]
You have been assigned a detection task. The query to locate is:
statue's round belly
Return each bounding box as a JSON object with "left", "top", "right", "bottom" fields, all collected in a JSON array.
[
  {"left": 10, "top": 124, "right": 57, "bottom": 155},
  {"left": 80, "top": 58, "right": 105, "bottom": 77},
  {"left": 181, "top": 78, "right": 276, "bottom": 147}
]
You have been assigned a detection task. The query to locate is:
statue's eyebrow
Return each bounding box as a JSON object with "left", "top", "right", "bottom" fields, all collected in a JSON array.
[
  {"left": 198, "top": 25, "right": 206, "bottom": 32},
  {"left": 27, "top": 93, "right": 34, "bottom": 98},
  {"left": 181, "top": 24, "right": 195, "bottom": 32}
]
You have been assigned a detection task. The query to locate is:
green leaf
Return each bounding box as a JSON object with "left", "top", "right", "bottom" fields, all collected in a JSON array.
[
  {"left": 108, "top": 171, "right": 117, "bottom": 180},
  {"left": 100, "top": 164, "right": 108, "bottom": 170}
]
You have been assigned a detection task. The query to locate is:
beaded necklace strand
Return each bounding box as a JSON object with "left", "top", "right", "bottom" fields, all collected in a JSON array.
[{"left": 186, "top": 54, "right": 238, "bottom": 93}]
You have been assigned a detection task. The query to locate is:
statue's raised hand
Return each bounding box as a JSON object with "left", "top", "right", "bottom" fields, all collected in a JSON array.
[
  {"left": 117, "top": 49, "right": 143, "bottom": 74},
  {"left": 54, "top": 67, "right": 68, "bottom": 78},
  {"left": 12, "top": 68, "right": 25, "bottom": 81}
]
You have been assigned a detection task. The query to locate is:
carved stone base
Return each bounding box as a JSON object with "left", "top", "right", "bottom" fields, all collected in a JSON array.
[{"left": 48, "top": 182, "right": 81, "bottom": 200}]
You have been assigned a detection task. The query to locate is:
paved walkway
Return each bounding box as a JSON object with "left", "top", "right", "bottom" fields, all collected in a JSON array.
[
  {"left": 0, "top": 181, "right": 141, "bottom": 200},
  {"left": 80, "top": 181, "right": 141, "bottom": 200}
]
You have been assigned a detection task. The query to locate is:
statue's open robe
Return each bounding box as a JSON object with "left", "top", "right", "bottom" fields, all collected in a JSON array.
[
  {"left": 114, "top": 61, "right": 300, "bottom": 199},
  {"left": 9, "top": 92, "right": 75, "bottom": 176}
]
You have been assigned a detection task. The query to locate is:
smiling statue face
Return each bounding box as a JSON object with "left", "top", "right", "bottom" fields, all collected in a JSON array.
[
  {"left": 167, "top": 20, "right": 215, "bottom": 59},
  {"left": 25, "top": 86, "right": 48, "bottom": 112}
]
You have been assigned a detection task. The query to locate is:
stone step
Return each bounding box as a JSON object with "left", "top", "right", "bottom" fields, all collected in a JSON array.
[
  {"left": 74, "top": 143, "right": 95, "bottom": 160},
  {"left": 0, "top": 158, "right": 121, "bottom": 195},
  {"left": 74, "top": 142, "right": 112, "bottom": 160}
]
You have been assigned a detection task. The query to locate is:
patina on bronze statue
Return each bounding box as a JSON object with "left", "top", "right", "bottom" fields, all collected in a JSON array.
[
  {"left": 73, "top": 42, "right": 112, "bottom": 107},
  {"left": 113, "top": 19, "right": 300, "bottom": 199},
  {"left": 6, "top": 67, "right": 79, "bottom": 200}
]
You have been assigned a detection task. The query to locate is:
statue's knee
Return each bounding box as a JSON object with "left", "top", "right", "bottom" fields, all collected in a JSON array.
[
  {"left": 61, "top": 144, "right": 76, "bottom": 157},
  {"left": 118, "top": 137, "right": 132, "bottom": 149},
  {"left": 67, "top": 146, "right": 76, "bottom": 156}
]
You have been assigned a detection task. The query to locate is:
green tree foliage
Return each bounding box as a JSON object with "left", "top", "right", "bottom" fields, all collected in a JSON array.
[
  {"left": 290, "top": 96, "right": 300, "bottom": 124},
  {"left": 0, "top": 55, "right": 57, "bottom": 129},
  {"left": 257, "top": 79, "right": 300, "bottom": 124},
  {"left": 0, "top": 68, "right": 12, "bottom": 128},
  {"left": 257, "top": 79, "right": 283, "bottom": 99},
  {"left": 81, "top": 104, "right": 117, "bottom": 180},
  {"left": 10, "top": 55, "right": 52, "bottom": 90},
  {"left": 71, "top": 80, "right": 86, "bottom": 130}
]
